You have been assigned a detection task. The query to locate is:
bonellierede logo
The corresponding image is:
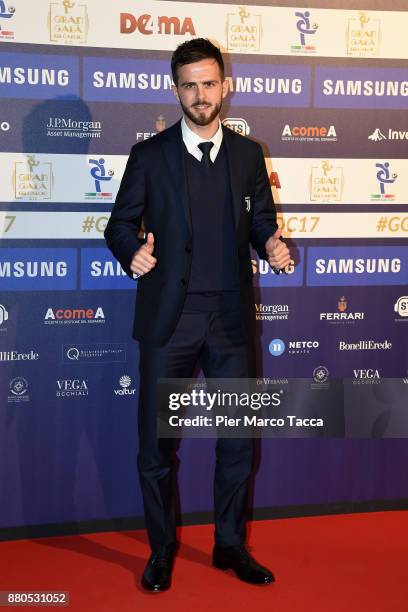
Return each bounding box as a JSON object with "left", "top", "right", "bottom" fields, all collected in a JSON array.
[
  {"left": 339, "top": 340, "right": 392, "bottom": 351},
  {"left": 0, "top": 350, "right": 39, "bottom": 361}
]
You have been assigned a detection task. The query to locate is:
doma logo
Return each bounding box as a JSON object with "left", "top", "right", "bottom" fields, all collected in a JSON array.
[
  {"left": 120, "top": 13, "right": 196, "bottom": 36},
  {"left": 114, "top": 375, "right": 136, "bottom": 396}
]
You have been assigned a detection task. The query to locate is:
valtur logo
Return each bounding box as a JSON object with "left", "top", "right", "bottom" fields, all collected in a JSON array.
[
  {"left": 114, "top": 375, "right": 136, "bottom": 396},
  {"left": 269, "top": 338, "right": 285, "bottom": 357}
]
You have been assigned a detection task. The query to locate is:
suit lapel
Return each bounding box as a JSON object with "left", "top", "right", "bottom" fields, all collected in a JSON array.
[
  {"left": 222, "top": 125, "right": 242, "bottom": 230},
  {"left": 160, "top": 120, "right": 192, "bottom": 234}
]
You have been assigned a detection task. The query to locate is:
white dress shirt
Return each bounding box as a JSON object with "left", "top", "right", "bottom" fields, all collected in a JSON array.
[{"left": 181, "top": 116, "right": 223, "bottom": 163}]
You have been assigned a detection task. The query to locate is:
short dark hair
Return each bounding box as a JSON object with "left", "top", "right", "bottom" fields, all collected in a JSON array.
[{"left": 171, "top": 38, "right": 224, "bottom": 86}]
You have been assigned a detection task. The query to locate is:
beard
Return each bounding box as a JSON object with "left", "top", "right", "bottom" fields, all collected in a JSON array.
[{"left": 179, "top": 98, "right": 223, "bottom": 127}]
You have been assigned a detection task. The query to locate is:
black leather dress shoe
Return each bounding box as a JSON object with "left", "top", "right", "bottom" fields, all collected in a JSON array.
[
  {"left": 213, "top": 545, "right": 275, "bottom": 585},
  {"left": 141, "top": 549, "right": 174, "bottom": 592}
]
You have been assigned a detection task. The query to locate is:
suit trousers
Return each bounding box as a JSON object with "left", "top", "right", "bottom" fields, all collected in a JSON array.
[{"left": 137, "top": 291, "right": 255, "bottom": 553}]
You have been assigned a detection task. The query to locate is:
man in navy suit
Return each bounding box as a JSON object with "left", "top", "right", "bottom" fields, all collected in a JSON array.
[{"left": 105, "top": 38, "right": 290, "bottom": 592}]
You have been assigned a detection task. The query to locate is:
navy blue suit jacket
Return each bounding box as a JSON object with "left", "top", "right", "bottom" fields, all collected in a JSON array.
[{"left": 104, "top": 120, "right": 277, "bottom": 346}]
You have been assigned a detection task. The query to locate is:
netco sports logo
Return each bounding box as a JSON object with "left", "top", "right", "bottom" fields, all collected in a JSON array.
[{"left": 269, "top": 338, "right": 319, "bottom": 356}]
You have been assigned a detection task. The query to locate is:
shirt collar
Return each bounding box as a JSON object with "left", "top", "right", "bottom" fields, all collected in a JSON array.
[{"left": 181, "top": 117, "right": 223, "bottom": 162}]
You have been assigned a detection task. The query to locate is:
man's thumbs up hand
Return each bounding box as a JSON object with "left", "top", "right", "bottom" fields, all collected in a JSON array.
[
  {"left": 265, "top": 228, "right": 291, "bottom": 272},
  {"left": 144, "top": 232, "right": 155, "bottom": 255},
  {"left": 130, "top": 232, "right": 157, "bottom": 278}
]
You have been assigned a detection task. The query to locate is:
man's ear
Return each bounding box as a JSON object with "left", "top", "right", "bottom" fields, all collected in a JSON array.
[
  {"left": 172, "top": 85, "right": 180, "bottom": 102},
  {"left": 221, "top": 78, "right": 229, "bottom": 100}
]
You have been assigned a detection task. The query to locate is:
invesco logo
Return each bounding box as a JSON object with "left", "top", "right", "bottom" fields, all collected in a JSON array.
[
  {"left": 1, "top": 121, "right": 10, "bottom": 132},
  {"left": 269, "top": 338, "right": 285, "bottom": 357}
]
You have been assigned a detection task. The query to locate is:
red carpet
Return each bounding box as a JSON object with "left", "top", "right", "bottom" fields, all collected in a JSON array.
[{"left": 0, "top": 512, "right": 407, "bottom": 611}]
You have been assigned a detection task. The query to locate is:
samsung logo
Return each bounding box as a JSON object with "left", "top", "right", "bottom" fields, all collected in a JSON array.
[
  {"left": 92, "top": 71, "right": 173, "bottom": 90},
  {"left": 90, "top": 260, "right": 127, "bottom": 277},
  {"left": 323, "top": 80, "right": 408, "bottom": 97},
  {"left": 0, "top": 67, "right": 69, "bottom": 86},
  {"left": 0, "top": 261, "right": 68, "bottom": 278},
  {"left": 226, "top": 76, "right": 302, "bottom": 94},
  {"left": 315, "top": 258, "right": 401, "bottom": 274}
]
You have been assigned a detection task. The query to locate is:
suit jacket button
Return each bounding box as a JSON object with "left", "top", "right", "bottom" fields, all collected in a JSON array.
[
  {"left": 185, "top": 247, "right": 191, "bottom": 254},
  {"left": 180, "top": 279, "right": 186, "bottom": 286}
]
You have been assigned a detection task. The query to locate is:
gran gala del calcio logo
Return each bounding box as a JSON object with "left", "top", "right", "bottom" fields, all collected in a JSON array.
[{"left": 48, "top": 0, "right": 89, "bottom": 45}]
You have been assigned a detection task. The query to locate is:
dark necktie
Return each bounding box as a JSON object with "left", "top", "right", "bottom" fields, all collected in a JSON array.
[{"left": 198, "top": 142, "right": 214, "bottom": 168}]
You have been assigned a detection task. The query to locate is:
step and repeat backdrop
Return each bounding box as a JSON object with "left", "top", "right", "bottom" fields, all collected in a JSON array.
[{"left": 1, "top": 0, "right": 408, "bottom": 532}]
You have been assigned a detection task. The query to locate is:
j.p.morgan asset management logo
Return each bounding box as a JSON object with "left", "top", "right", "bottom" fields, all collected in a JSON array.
[{"left": 256, "top": 303, "right": 289, "bottom": 322}]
